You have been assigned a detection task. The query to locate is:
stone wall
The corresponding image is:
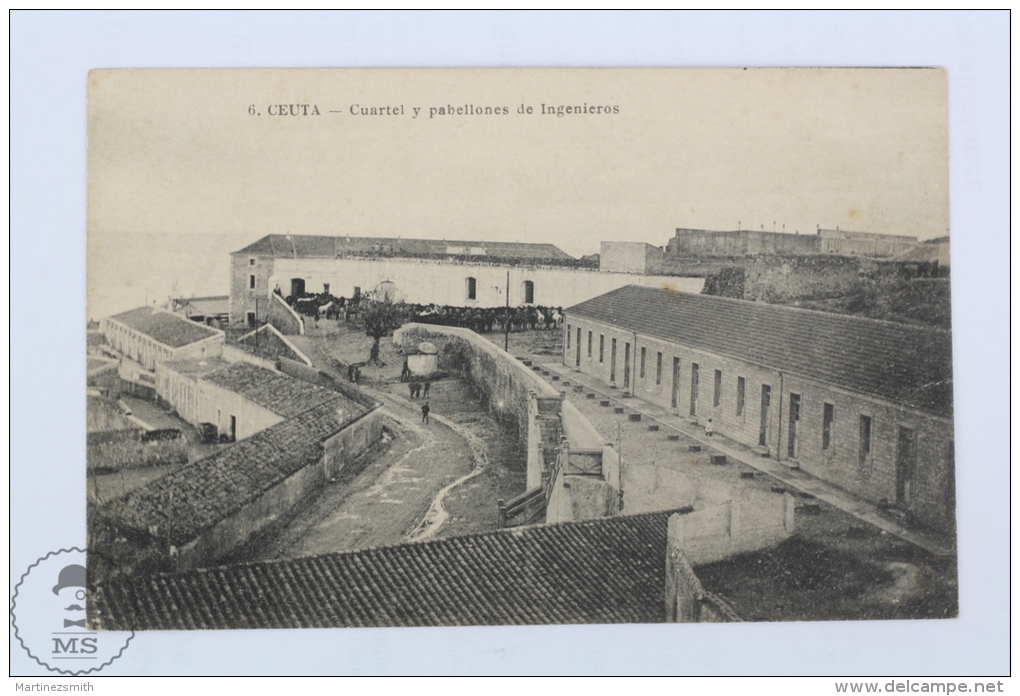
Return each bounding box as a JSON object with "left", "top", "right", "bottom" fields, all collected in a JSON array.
[
  {"left": 176, "top": 405, "right": 384, "bottom": 571},
  {"left": 742, "top": 254, "right": 863, "bottom": 304},
  {"left": 667, "top": 493, "right": 795, "bottom": 567},
  {"left": 394, "top": 323, "right": 560, "bottom": 440},
  {"left": 394, "top": 323, "right": 621, "bottom": 523},
  {"left": 664, "top": 541, "right": 742, "bottom": 623},
  {"left": 265, "top": 293, "right": 305, "bottom": 335},
  {"left": 277, "top": 357, "right": 380, "bottom": 410}
]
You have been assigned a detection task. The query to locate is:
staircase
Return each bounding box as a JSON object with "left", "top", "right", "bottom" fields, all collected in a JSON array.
[{"left": 497, "top": 487, "right": 546, "bottom": 529}]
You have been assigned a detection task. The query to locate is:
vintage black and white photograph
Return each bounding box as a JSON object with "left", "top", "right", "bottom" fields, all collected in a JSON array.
[{"left": 83, "top": 68, "right": 958, "bottom": 631}]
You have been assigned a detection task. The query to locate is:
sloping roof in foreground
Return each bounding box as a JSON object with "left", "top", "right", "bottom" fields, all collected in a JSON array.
[
  {"left": 99, "top": 395, "right": 357, "bottom": 546},
  {"left": 108, "top": 307, "right": 221, "bottom": 348},
  {"left": 93, "top": 509, "right": 685, "bottom": 630},
  {"left": 234, "top": 234, "right": 573, "bottom": 261},
  {"left": 566, "top": 286, "right": 953, "bottom": 418}
]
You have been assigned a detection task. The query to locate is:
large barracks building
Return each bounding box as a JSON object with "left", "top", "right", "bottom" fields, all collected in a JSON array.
[
  {"left": 228, "top": 234, "right": 704, "bottom": 328},
  {"left": 562, "top": 286, "right": 955, "bottom": 532}
]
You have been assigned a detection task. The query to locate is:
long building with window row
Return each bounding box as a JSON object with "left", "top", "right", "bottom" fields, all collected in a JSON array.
[
  {"left": 562, "top": 285, "right": 955, "bottom": 533},
  {"left": 229, "top": 234, "right": 704, "bottom": 328}
]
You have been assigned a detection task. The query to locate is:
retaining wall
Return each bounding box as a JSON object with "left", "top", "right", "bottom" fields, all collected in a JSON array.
[
  {"left": 667, "top": 492, "right": 795, "bottom": 567},
  {"left": 394, "top": 323, "right": 620, "bottom": 523},
  {"left": 176, "top": 405, "right": 384, "bottom": 570}
]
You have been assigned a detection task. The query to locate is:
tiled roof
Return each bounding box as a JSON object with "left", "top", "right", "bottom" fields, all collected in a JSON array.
[
  {"left": 93, "top": 509, "right": 683, "bottom": 630},
  {"left": 98, "top": 396, "right": 358, "bottom": 547},
  {"left": 202, "top": 362, "right": 352, "bottom": 418},
  {"left": 233, "top": 234, "right": 573, "bottom": 261},
  {"left": 108, "top": 307, "right": 221, "bottom": 349},
  {"left": 566, "top": 286, "right": 953, "bottom": 418}
]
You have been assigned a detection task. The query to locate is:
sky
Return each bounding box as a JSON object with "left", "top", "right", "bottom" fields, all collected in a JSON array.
[{"left": 87, "top": 68, "right": 948, "bottom": 318}]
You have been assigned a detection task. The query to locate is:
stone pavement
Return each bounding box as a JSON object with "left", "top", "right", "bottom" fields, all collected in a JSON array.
[{"left": 542, "top": 361, "right": 954, "bottom": 558}]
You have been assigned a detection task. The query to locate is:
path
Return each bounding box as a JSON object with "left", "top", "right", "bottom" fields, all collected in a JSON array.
[
  {"left": 543, "top": 361, "right": 955, "bottom": 557},
  {"left": 255, "top": 332, "right": 491, "bottom": 558},
  {"left": 406, "top": 408, "right": 489, "bottom": 541}
]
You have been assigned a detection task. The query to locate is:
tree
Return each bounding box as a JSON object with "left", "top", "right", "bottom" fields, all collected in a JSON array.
[{"left": 361, "top": 295, "right": 407, "bottom": 365}]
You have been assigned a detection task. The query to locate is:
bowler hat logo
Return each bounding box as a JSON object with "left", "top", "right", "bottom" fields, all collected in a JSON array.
[{"left": 11, "top": 548, "right": 133, "bottom": 675}]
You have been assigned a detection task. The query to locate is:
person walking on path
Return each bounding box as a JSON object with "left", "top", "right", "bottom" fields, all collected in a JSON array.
[
  {"left": 421, "top": 401, "right": 430, "bottom": 425},
  {"left": 423, "top": 380, "right": 431, "bottom": 398},
  {"left": 408, "top": 381, "right": 416, "bottom": 399}
]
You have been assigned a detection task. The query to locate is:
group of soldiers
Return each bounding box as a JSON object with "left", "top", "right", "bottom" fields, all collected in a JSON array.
[
  {"left": 283, "top": 289, "right": 564, "bottom": 337},
  {"left": 407, "top": 304, "right": 563, "bottom": 334}
]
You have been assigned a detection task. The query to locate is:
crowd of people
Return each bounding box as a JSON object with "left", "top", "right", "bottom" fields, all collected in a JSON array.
[
  {"left": 404, "top": 304, "right": 563, "bottom": 334},
  {"left": 283, "top": 289, "right": 563, "bottom": 335}
]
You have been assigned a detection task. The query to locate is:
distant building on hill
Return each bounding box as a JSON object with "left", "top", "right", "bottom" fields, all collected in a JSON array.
[{"left": 665, "top": 226, "right": 918, "bottom": 259}]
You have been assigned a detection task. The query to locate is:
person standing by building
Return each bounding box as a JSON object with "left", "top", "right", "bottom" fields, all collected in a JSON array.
[
  {"left": 421, "top": 401, "right": 430, "bottom": 425},
  {"left": 423, "top": 380, "right": 431, "bottom": 398},
  {"left": 705, "top": 418, "right": 714, "bottom": 437}
]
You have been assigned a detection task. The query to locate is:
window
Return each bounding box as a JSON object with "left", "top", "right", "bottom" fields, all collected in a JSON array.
[
  {"left": 249, "top": 274, "right": 256, "bottom": 290},
  {"left": 466, "top": 277, "right": 477, "bottom": 300},
  {"left": 249, "top": 258, "right": 256, "bottom": 265},
  {"left": 859, "top": 415, "right": 872, "bottom": 466},
  {"left": 566, "top": 324, "right": 571, "bottom": 348},
  {"left": 640, "top": 346, "right": 647, "bottom": 379},
  {"left": 655, "top": 352, "right": 663, "bottom": 385},
  {"left": 736, "top": 376, "right": 746, "bottom": 416},
  {"left": 323, "top": 283, "right": 330, "bottom": 295},
  {"left": 599, "top": 334, "right": 605, "bottom": 363},
  {"left": 822, "top": 403, "right": 835, "bottom": 450},
  {"left": 523, "top": 280, "right": 534, "bottom": 304},
  {"left": 587, "top": 331, "right": 593, "bottom": 358},
  {"left": 713, "top": 369, "right": 722, "bottom": 407}
]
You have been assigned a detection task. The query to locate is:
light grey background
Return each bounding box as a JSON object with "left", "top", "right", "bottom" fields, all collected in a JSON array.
[{"left": 10, "top": 10, "right": 1009, "bottom": 675}]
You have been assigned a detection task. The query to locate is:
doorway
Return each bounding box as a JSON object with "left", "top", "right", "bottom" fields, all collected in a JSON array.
[
  {"left": 610, "top": 339, "right": 617, "bottom": 382},
  {"left": 290, "top": 278, "right": 306, "bottom": 297},
  {"left": 671, "top": 357, "right": 680, "bottom": 408},
  {"left": 229, "top": 415, "right": 237, "bottom": 442},
  {"left": 896, "top": 427, "right": 917, "bottom": 505},
  {"left": 787, "top": 393, "right": 801, "bottom": 459},
  {"left": 623, "top": 342, "right": 631, "bottom": 388},
  {"left": 689, "top": 363, "right": 700, "bottom": 416},
  {"left": 575, "top": 328, "right": 581, "bottom": 367},
  {"left": 759, "top": 384, "right": 772, "bottom": 447}
]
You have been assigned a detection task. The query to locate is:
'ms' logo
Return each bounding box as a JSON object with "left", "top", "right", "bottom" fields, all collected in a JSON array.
[{"left": 52, "top": 637, "right": 98, "bottom": 655}]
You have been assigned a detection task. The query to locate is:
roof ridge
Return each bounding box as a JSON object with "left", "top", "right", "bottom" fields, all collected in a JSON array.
[
  {"left": 575, "top": 285, "right": 951, "bottom": 335},
  {"left": 102, "top": 508, "right": 688, "bottom": 583}
]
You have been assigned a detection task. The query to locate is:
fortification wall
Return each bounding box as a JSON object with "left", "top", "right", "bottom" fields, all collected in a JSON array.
[
  {"left": 394, "top": 323, "right": 559, "bottom": 439},
  {"left": 394, "top": 323, "right": 620, "bottom": 522}
]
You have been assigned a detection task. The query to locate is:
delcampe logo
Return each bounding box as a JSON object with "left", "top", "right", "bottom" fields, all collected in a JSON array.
[{"left": 12, "top": 548, "right": 133, "bottom": 675}]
